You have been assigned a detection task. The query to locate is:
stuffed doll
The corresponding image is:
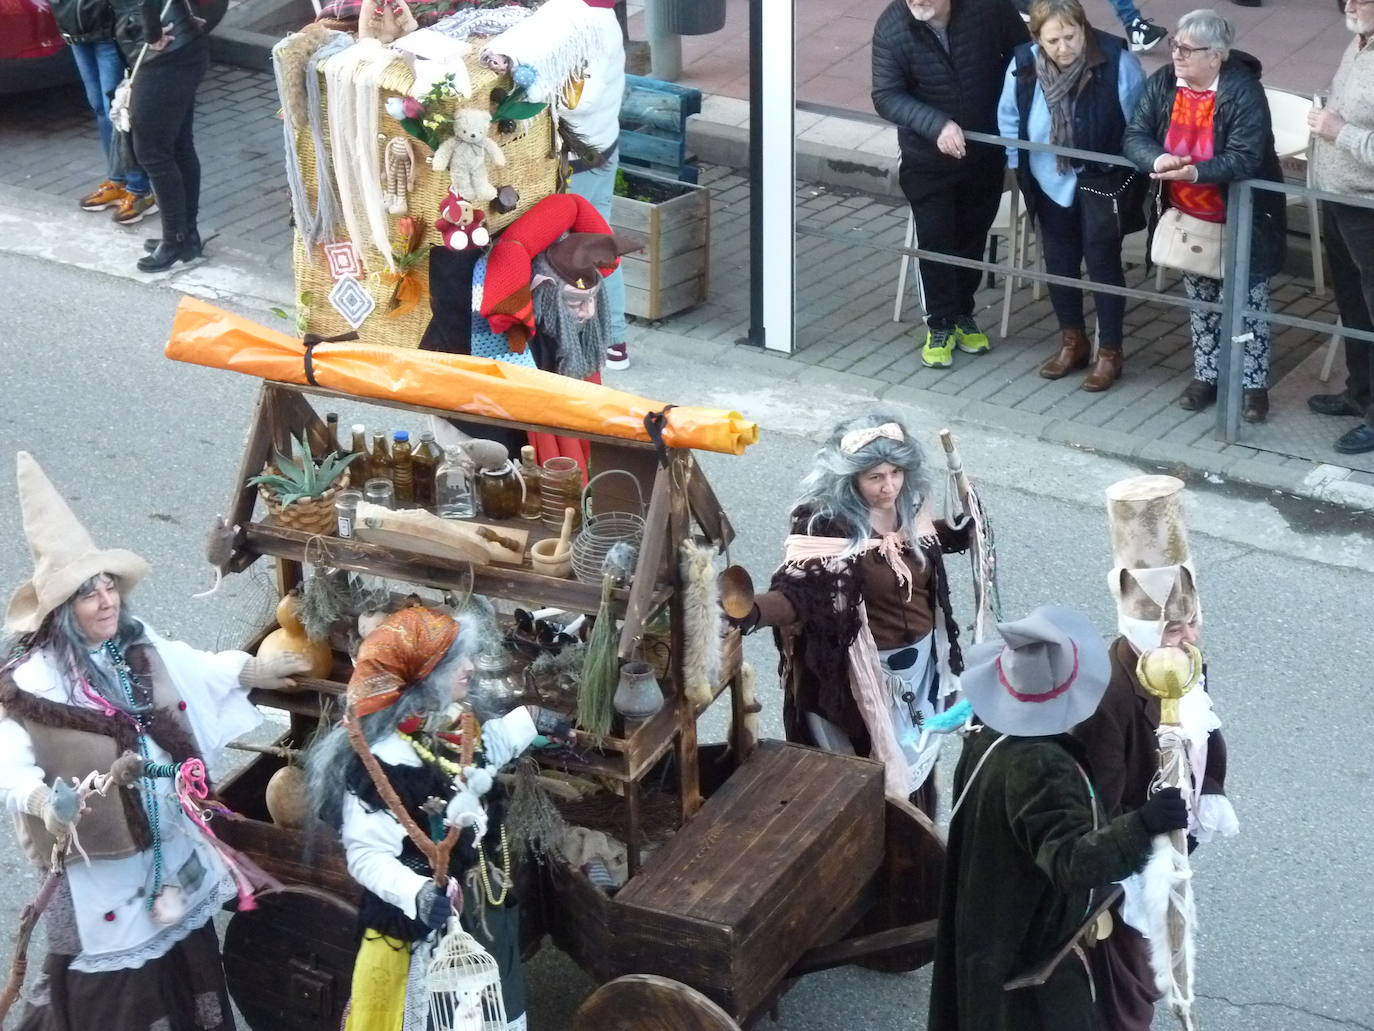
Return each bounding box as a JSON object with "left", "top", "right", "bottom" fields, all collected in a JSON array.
[
  {"left": 434, "top": 190, "right": 490, "bottom": 251},
  {"left": 382, "top": 135, "right": 416, "bottom": 215},
  {"left": 432, "top": 108, "right": 506, "bottom": 205},
  {"left": 357, "top": 0, "right": 417, "bottom": 43}
]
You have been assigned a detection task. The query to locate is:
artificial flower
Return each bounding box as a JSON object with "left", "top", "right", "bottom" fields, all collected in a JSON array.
[
  {"left": 385, "top": 97, "right": 407, "bottom": 120},
  {"left": 513, "top": 64, "right": 537, "bottom": 88},
  {"left": 402, "top": 96, "right": 424, "bottom": 119}
]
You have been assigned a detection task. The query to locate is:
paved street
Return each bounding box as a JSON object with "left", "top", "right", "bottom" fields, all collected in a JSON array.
[{"left": 0, "top": 253, "right": 1371, "bottom": 1030}]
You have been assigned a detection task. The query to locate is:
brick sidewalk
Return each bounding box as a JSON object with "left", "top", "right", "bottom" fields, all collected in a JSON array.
[{"left": 3, "top": 62, "right": 1369, "bottom": 495}]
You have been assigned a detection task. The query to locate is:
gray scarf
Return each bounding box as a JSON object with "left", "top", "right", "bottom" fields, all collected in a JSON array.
[{"left": 1033, "top": 45, "right": 1090, "bottom": 173}]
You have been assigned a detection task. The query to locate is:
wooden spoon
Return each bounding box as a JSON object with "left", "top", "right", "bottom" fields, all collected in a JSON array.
[{"left": 716, "top": 565, "right": 756, "bottom": 619}]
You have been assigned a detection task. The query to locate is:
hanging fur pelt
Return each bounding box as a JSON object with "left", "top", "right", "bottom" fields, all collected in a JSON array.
[
  {"left": 1122, "top": 836, "right": 1198, "bottom": 1031},
  {"left": 678, "top": 539, "right": 721, "bottom": 708},
  {"left": 726, "top": 662, "right": 761, "bottom": 758}
]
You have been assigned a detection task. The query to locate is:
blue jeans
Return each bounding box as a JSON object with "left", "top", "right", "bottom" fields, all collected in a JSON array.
[
  {"left": 568, "top": 154, "right": 628, "bottom": 347},
  {"left": 1107, "top": 0, "right": 1143, "bottom": 27},
  {"left": 69, "top": 39, "right": 150, "bottom": 195}
]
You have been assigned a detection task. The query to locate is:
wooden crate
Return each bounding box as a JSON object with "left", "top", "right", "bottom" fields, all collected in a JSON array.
[
  {"left": 606, "top": 741, "right": 885, "bottom": 1023},
  {"left": 610, "top": 169, "right": 710, "bottom": 321},
  {"left": 619, "top": 74, "right": 703, "bottom": 183}
]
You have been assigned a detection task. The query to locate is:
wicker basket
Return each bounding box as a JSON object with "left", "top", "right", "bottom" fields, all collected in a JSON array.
[
  {"left": 258, "top": 469, "right": 352, "bottom": 535},
  {"left": 291, "top": 52, "right": 561, "bottom": 347}
]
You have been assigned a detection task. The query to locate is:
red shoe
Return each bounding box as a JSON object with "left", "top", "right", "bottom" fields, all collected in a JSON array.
[{"left": 605, "top": 343, "right": 629, "bottom": 370}]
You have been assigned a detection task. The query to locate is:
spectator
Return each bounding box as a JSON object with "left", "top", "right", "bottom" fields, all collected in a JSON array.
[
  {"left": 113, "top": 0, "right": 209, "bottom": 272},
  {"left": 999, "top": 0, "right": 1145, "bottom": 391},
  {"left": 1010, "top": 0, "right": 1167, "bottom": 56},
  {"left": 53, "top": 0, "right": 156, "bottom": 225},
  {"left": 873, "top": 0, "right": 1027, "bottom": 370},
  {"left": 1305, "top": 0, "right": 1374, "bottom": 455},
  {"left": 1124, "top": 8, "right": 1286, "bottom": 422}
]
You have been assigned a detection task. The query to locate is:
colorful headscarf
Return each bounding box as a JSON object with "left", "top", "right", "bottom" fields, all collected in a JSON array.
[{"left": 346, "top": 607, "right": 460, "bottom": 716}]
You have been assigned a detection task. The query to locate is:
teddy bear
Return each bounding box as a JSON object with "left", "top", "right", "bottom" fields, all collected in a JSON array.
[
  {"left": 431, "top": 107, "right": 506, "bottom": 205},
  {"left": 433, "top": 190, "right": 490, "bottom": 251},
  {"left": 357, "top": 0, "right": 417, "bottom": 44}
]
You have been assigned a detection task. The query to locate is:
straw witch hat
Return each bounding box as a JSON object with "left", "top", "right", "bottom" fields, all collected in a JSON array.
[{"left": 5, "top": 452, "right": 150, "bottom": 633}]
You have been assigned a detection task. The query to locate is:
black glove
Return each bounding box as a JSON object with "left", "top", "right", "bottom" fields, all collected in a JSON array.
[
  {"left": 415, "top": 882, "right": 453, "bottom": 931},
  {"left": 1138, "top": 787, "right": 1188, "bottom": 836},
  {"left": 724, "top": 603, "right": 761, "bottom": 636}
]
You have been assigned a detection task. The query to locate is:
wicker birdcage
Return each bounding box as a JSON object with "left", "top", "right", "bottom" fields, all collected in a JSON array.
[
  {"left": 291, "top": 51, "right": 561, "bottom": 347},
  {"left": 571, "top": 470, "right": 647, "bottom": 585},
  {"left": 427, "top": 922, "right": 508, "bottom": 1031}
]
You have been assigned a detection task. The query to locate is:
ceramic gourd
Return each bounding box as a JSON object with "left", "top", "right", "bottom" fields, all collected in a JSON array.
[
  {"left": 265, "top": 765, "right": 310, "bottom": 828},
  {"left": 258, "top": 592, "right": 333, "bottom": 679}
]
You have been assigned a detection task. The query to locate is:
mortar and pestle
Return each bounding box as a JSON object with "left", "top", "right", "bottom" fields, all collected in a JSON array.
[{"left": 530, "top": 506, "right": 576, "bottom": 578}]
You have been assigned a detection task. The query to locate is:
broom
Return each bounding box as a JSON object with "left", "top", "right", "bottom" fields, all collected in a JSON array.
[{"left": 575, "top": 574, "right": 618, "bottom": 743}]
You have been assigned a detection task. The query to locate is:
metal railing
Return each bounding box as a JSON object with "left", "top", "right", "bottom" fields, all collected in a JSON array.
[{"left": 794, "top": 127, "right": 1374, "bottom": 444}]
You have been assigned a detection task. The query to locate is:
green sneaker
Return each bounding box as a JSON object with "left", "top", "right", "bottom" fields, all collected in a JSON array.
[
  {"left": 921, "top": 327, "right": 955, "bottom": 368},
  {"left": 954, "top": 316, "right": 992, "bottom": 355}
]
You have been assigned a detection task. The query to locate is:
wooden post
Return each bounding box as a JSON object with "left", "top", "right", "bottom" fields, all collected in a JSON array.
[{"left": 668, "top": 452, "right": 702, "bottom": 822}]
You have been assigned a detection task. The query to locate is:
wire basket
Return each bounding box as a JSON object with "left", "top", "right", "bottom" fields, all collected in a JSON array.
[{"left": 571, "top": 470, "right": 646, "bottom": 585}]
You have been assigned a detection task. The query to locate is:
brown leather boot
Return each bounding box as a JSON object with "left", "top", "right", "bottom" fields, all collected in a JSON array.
[
  {"left": 1039, "top": 328, "right": 1091, "bottom": 379},
  {"left": 1081, "top": 349, "right": 1123, "bottom": 392}
]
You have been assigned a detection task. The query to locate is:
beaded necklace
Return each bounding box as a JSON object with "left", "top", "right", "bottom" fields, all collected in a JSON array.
[
  {"left": 103, "top": 640, "right": 164, "bottom": 911},
  {"left": 398, "top": 716, "right": 509, "bottom": 906}
]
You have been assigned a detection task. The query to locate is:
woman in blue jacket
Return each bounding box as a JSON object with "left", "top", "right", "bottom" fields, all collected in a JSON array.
[{"left": 998, "top": 0, "right": 1144, "bottom": 391}]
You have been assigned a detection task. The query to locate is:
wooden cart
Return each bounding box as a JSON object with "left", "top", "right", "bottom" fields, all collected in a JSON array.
[{"left": 210, "top": 380, "right": 945, "bottom": 1031}]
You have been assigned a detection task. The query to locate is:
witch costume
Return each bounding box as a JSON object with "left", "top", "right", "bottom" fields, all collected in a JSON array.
[
  {"left": 0, "top": 452, "right": 294, "bottom": 1031},
  {"left": 928, "top": 606, "right": 1184, "bottom": 1031},
  {"left": 322, "top": 607, "right": 538, "bottom": 1031}
]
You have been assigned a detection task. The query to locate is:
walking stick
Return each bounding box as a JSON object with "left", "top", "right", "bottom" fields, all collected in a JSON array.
[{"left": 938, "top": 429, "right": 1002, "bottom": 643}]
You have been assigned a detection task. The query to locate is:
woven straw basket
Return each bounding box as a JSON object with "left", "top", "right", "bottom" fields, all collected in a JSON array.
[
  {"left": 259, "top": 469, "right": 352, "bottom": 535},
  {"left": 292, "top": 52, "right": 560, "bottom": 347}
]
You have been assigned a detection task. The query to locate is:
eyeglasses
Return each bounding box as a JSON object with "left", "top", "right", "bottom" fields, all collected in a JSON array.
[{"left": 1168, "top": 38, "right": 1215, "bottom": 57}]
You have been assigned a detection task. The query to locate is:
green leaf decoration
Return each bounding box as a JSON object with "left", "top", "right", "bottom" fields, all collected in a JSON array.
[
  {"left": 493, "top": 100, "right": 546, "bottom": 122},
  {"left": 269, "top": 307, "right": 288, "bottom": 320}
]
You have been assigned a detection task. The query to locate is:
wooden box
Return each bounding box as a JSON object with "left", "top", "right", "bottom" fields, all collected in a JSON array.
[
  {"left": 619, "top": 73, "right": 703, "bottom": 183},
  {"left": 606, "top": 741, "right": 885, "bottom": 1022},
  {"left": 610, "top": 169, "right": 710, "bottom": 321}
]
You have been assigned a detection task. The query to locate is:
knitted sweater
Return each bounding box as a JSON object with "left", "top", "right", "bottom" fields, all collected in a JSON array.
[{"left": 1312, "top": 35, "right": 1374, "bottom": 199}]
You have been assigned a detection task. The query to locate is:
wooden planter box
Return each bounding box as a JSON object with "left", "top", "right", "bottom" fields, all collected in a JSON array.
[{"left": 610, "top": 169, "right": 710, "bottom": 320}]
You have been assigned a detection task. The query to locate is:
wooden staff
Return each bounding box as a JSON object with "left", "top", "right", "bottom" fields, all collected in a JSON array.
[{"left": 939, "top": 428, "right": 972, "bottom": 520}]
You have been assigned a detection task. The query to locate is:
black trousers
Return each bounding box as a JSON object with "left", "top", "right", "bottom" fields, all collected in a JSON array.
[
  {"left": 899, "top": 156, "right": 1006, "bottom": 328},
  {"left": 1035, "top": 193, "right": 1127, "bottom": 350},
  {"left": 130, "top": 36, "right": 209, "bottom": 238},
  {"left": 1323, "top": 201, "right": 1374, "bottom": 427}
]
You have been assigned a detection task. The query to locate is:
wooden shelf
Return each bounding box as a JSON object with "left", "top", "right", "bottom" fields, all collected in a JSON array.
[{"left": 243, "top": 521, "right": 670, "bottom": 618}]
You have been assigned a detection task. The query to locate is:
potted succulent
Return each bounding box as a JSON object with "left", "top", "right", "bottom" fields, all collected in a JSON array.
[{"left": 248, "top": 433, "right": 358, "bottom": 535}]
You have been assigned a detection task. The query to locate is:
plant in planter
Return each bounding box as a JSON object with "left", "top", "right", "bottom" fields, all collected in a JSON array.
[
  {"left": 248, "top": 433, "right": 359, "bottom": 535},
  {"left": 610, "top": 167, "right": 710, "bottom": 320}
]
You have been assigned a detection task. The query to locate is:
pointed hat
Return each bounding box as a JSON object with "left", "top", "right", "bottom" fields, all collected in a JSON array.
[{"left": 5, "top": 452, "right": 150, "bottom": 633}]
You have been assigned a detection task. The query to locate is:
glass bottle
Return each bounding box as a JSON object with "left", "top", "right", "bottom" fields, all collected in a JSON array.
[
  {"left": 326, "top": 413, "right": 341, "bottom": 457},
  {"left": 350, "top": 424, "right": 367, "bottom": 462},
  {"left": 392, "top": 430, "right": 414, "bottom": 505},
  {"left": 518, "top": 445, "right": 542, "bottom": 520},
  {"left": 435, "top": 446, "right": 476, "bottom": 519},
  {"left": 413, "top": 431, "right": 442, "bottom": 510},
  {"left": 368, "top": 431, "right": 392, "bottom": 484},
  {"left": 477, "top": 459, "right": 524, "bottom": 520}
]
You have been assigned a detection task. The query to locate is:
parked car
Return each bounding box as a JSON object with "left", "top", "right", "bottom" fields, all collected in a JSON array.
[{"left": 0, "top": 0, "right": 78, "bottom": 93}]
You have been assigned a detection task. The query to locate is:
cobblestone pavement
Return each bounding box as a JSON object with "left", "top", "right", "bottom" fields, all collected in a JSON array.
[{"left": 3, "top": 62, "right": 1369, "bottom": 496}]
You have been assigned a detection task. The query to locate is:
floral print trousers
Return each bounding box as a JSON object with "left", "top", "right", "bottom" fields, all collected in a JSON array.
[{"left": 1183, "top": 273, "right": 1271, "bottom": 389}]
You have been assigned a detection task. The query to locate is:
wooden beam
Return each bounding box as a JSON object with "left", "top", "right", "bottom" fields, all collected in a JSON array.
[
  {"left": 787, "top": 921, "right": 938, "bottom": 978},
  {"left": 668, "top": 452, "right": 702, "bottom": 821},
  {"left": 617, "top": 466, "right": 671, "bottom": 660},
  {"left": 684, "top": 454, "right": 735, "bottom": 551}
]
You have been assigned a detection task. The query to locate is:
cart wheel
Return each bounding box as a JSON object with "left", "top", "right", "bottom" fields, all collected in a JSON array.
[
  {"left": 222, "top": 886, "right": 359, "bottom": 1031},
  {"left": 572, "top": 974, "right": 742, "bottom": 1031}
]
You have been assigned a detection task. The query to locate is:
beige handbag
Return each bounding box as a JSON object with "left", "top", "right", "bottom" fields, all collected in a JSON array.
[{"left": 1150, "top": 206, "right": 1224, "bottom": 279}]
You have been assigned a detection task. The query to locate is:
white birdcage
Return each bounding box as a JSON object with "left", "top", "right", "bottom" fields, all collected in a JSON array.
[{"left": 426, "top": 920, "right": 508, "bottom": 1031}]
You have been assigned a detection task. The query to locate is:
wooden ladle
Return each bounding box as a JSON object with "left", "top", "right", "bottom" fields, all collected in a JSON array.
[{"left": 716, "top": 565, "right": 756, "bottom": 619}]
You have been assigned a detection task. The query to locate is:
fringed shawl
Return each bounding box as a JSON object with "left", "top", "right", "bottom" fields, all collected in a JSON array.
[{"left": 480, "top": 0, "right": 623, "bottom": 104}]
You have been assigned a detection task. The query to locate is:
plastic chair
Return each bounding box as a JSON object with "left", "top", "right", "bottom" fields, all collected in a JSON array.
[{"left": 1264, "top": 86, "right": 1325, "bottom": 294}]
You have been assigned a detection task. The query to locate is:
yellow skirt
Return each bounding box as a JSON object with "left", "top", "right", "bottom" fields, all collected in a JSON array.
[{"left": 344, "top": 930, "right": 412, "bottom": 1031}]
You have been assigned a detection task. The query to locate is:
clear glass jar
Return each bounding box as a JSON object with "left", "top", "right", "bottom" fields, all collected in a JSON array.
[
  {"left": 540, "top": 456, "right": 583, "bottom": 532},
  {"left": 477, "top": 460, "right": 525, "bottom": 521},
  {"left": 335, "top": 489, "right": 362, "bottom": 538},
  {"left": 435, "top": 447, "right": 476, "bottom": 519},
  {"left": 363, "top": 478, "right": 395, "bottom": 509}
]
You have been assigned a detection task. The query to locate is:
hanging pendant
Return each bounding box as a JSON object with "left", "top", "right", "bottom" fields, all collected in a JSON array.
[{"left": 150, "top": 884, "right": 187, "bottom": 926}]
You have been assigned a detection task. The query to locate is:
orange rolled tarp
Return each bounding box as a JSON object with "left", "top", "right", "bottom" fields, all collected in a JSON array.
[{"left": 164, "top": 297, "right": 759, "bottom": 456}]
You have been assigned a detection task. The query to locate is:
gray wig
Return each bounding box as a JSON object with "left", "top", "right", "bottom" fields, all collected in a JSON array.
[
  {"left": 25, "top": 574, "right": 149, "bottom": 711},
  {"left": 1177, "top": 9, "right": 1233, "bottom": 58},
  {"left": 305, "top": 614, "right": 483, "bottom": 830},
  {"left": 794, "top": 413, "right": 933, "bottom": 552}
]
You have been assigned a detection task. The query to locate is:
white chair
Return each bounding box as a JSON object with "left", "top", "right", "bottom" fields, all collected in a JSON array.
[
  {"left": 1264, "top": 86, "right": 1325, "bottom": 294},
  {"left": 892, "top": 189, "right": 1035, "bottom": 339},
  {"left": 1320, "top": 319, "right": 1344, "bottom": 383}
]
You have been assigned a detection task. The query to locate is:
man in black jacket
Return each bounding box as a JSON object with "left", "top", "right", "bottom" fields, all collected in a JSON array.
[{"left": 872, "top": 0, "right": 1027, "bottom": 369}]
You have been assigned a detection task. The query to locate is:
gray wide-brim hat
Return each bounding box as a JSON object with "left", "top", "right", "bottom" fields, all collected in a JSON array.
[{"left": 960, "top": 605, "right": 1111, "bottom": 737}]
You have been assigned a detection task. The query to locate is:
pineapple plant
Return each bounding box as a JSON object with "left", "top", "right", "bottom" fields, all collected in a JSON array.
[{"left": 248, "top": 433, "right": 359, "bottom": 534}]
